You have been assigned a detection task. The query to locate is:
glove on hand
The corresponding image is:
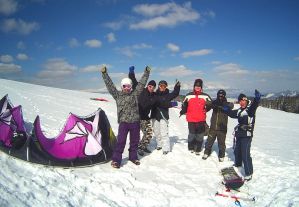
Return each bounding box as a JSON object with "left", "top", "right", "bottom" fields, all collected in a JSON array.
[
  {"left": 129, "top": 66, "right": 135, "bottom": 73},
  {"left": 101, "top": 67, "right": 107, "bottom": 73},
  {"left": 222, "top": 105, "right": 229, "bottom": 112},
  {"left": 175, "top": 81, "right": 181, "bottom": 87},
  {"left": 170, "top": 101, "right": 178, "bottom": 107},
  {"left": 145, "top": 66, "right": 151, "bottom": 72},
  {"left": 255, "top": 89, "right": 261, "bottom": 101}
]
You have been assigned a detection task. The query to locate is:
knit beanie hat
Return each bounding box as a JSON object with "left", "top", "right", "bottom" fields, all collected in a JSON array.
[
  {"left": 217, "top": 89, "right": 226, "bottom": 97},
  {"left": 238, "top": 93, "right": 247, "bottom": 101},
  {"left": 148, "top": 80, "right": 156, "bottom": 87},
  {"left": 158, "top": 80, "right": 168, "bottom": 86},
  {"left": 194, "top": 79, "right": 203, "bottom": 88},
  {"left": 121, "top": 78, "right": 132, "bottom": 89}
]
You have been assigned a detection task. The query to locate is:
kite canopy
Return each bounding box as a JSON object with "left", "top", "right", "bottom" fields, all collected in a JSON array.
[{"left": 0, "top": 94, "right": 116, "bottom": 167}]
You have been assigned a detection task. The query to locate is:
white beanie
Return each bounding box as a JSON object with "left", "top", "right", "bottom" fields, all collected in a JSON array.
[{"left": 121, "top": 78, "right": 132, "bottom": 89}]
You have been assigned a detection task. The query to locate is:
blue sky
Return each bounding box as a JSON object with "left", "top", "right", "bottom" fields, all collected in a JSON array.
[{"left": 0, "top": 0, "right": 299, "bottom": 94}]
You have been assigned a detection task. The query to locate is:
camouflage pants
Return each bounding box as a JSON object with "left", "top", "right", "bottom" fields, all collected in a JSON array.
[{"left": 138, "top": 119, "right": 153, "bottom": 150}]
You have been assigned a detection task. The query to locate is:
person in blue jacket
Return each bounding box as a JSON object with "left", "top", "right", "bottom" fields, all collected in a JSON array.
[{"left": 222, "top": 89, "right": 261, "bottom": 181}]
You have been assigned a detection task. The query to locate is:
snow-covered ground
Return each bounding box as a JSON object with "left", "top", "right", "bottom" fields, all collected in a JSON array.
[{"left": 0, "top": 79, "right": 298, "bottom": 207}]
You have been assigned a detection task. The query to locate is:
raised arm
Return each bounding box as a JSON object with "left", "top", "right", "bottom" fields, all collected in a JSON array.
[
  {"left": 128, "top": 66, "right": 138, "bottom": 90},
  {"left": 101, "top": 66, "right": 119, "bottom": 100},
  {"left": 135, "top": 66, "right": 151, "bottom": 96}
]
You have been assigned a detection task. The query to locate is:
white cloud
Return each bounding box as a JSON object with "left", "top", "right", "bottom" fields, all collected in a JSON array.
[
  {"left": 214, "top": 63, "right": 249, "bottom": 76},
  {"left": 103, "top": 20, "right": 125, "bottom": 30},
  {"left": 1, "top": 18, "right": 40, "bottom": 35},
  {"left": 69, "top": 38, "right": 80, "bottom": 48},
  {"left": 106, "top": 32, "right": 116, "bottom": 43},
  {"left": 17, "top": 41, "right": 26, "bottom": 49},
  {"left": 37, "top": 58, "right": 77, "bottom": 78},
  {"left": 130, "top": 2, "right": 200, "bottom": 30},
  {"left": 116, "top": 43, "right": 152, "bottom": 58},
  {"left": 159, "top": 65, "right": 202, "bottom": 77},
  {"left": 182, "top": 49, "right": 213, "bottom": 58},
  {"left": 0, "top": 0, "right": 18, "bottom": 15},
  {"left": 16, "top": 53, "right": 28, "bottom": 60},
  {"left": 84, "top": 39, "right": 102, "bottom": 48},
  {"left": 0, "top": 54, "right": 13, "bottom": 63},
  {"left": 80, "top": 64, "right": 112, "bottom": 73},
  {"left": 0, "top": 63, "right": 21, "bottom": 73},
  {"left": 132, "top": 43, "right": 152, "bottom": 49},
  {"left": 167, "top": 43, "right": 180, "bottom": 52}
]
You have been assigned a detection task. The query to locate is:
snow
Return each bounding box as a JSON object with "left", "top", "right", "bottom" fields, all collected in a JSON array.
[{"left": 1, "top": 78, "right": 299, "bottom": 207}]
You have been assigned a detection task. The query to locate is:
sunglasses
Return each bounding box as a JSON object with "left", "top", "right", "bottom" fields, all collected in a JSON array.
[
  {"left": 159, "top": 84, "right": 167, "bottom": 88},
  {"left": 122, "top": 84, "right": 132, "bottom": 89},
  {"left": 218, "top": 94, "right": 225, "bottom": 97}
]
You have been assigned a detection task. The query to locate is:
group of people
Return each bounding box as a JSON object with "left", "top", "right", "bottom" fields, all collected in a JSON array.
[{"left": 100, "top": 66, "right": 261, "bottom": 181}]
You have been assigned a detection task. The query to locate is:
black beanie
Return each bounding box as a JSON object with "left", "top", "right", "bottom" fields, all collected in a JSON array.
[
  {"left": 217, "top": 89, "right": 226, "bottom": 97},
  {"left": 194, "top": 79, "right": 203, "bottom": 88},
  {"left": 238, "top": 93, "right": 247, "bottom": 101},
  {"left": 148, "top": 80, "right": 156, "bottom": 87},
  {"left": 158, "top": 80, "right": 168, "bottom": 86}
]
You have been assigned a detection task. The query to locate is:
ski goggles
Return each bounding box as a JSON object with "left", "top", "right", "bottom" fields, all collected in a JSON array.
[
  {"left": 239, "top": 97, "right": 248, "bottom": 102},
  {"left": 122, "top": 84, "right": 132, "bottom": 89}
]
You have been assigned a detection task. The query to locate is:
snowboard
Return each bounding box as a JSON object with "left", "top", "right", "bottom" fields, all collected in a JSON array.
[{"left": 220, "top": 166, "right": 244, "bottom": 190}]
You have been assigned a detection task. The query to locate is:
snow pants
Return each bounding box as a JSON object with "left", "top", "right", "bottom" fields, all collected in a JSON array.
[
  {"left": 138, "top": 119, "right": 153, "bottom": 150},
  {"left": 234, "top": 136, "right": 253, "bottom": 176},
  {"left": 204, "top": 129, "right": 227, "bottom": 158},
  {"left": 112, "top": 122, "right": 140, "bottom": 165},
  {"left": 153, "top": 119, "right": 170, "bottom": 152},
  {"left": 188, "top": 122, "right": 205, "bottom": 153}
]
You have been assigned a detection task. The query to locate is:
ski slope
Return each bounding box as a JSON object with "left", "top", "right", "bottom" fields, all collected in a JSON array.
[{"left": 0, "top": 79, "right": 298, "bottom": 207}]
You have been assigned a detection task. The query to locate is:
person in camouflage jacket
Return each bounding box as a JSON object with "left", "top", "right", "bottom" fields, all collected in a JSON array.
[{"left": 101, "top": 66, "right": 150, "bottom": 168}]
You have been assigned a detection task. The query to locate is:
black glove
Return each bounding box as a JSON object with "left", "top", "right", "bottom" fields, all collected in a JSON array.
[{"left": 255, "top": 89, "right": 261, "bottom": 101}]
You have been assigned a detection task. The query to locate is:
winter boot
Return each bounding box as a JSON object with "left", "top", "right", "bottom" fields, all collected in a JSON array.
[{"left": 202, "top": 154, "right": 209, "bottom": 160}]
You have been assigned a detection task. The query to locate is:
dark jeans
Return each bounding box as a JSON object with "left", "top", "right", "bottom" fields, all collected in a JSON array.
[
  {"left": 188, "top": 122, "right": 205, "bottom": 152},
  {"left": 234, "top": 136, "right": 253, "bottom": 176},
  {"left": 204, "top": 129, "right": 227, "bottom": 158},
  {"left": 112, "top": 122, "right": 140, "bottom": 164}
]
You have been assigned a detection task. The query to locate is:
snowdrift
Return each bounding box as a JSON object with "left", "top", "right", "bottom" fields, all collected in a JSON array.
[{"left": 0, "top": 94, "right": 116, "bottom": 167}]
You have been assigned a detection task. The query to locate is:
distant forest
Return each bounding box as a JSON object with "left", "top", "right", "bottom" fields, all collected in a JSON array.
[{"left": 259, "top": 96, "right": 299, "bottom": 114}]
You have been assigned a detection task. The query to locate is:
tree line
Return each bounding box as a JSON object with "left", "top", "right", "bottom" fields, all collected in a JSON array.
[{"left": 259, "top": 96, "right": 299, "bottom": 114}]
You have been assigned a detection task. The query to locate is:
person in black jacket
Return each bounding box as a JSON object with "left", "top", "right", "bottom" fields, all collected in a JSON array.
[
  {"left": 202, "top": 89, "right": 234, "bottom": 162},
  {"left": 151, "top": 80, "right": 180, "bottom": 154},
  {"left": 222, "top": 89, "right": 261, "bottom": 181},
  {"left": 128, "top": 66, "right": 157, "bottom": 156}
]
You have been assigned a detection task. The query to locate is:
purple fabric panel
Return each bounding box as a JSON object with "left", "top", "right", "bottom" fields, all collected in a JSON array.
[
  {"left": 12, "top": 106, "right": 27, "bottom": 132},
  {"left": 34, "top": 114, "right": 94, "bottom": 159},
  {"left": 0, "top": 124, "right": 13, "bottom": 147},
  {"left": 0, "top": 106, "right": 26, "bottom": 147}
]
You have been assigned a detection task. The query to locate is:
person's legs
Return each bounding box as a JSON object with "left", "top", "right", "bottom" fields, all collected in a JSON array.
[
  {"left": 241, "top": 137, "right": 253, "bottom": 176},
  {"left": 128, "top": 122, "right": 141, "bottom": 161},
  {"left": 234, "top": 137, "right": 242, "bottom": 167},
  {"left": 153, "top": 119, "right": 162, "bottom": 149},
  {"left": 160, "top": 119, "right": 170, "bottom": 152},
  {"left": 188, "top": 122, "right": 197, "bottom": 151},
  {"left": 138, "top": 120, "right": 148, "bottom": 150},
  {"left": 112, "top": 123, "right": 129, "bottom": 165},
  {"left": 217, "top": 131, "right": 227, "bottom": 158},
  {"left": 203, "top": 129, "right": 217, "bottom": 156},
  {"left": 194, "top": 132, "right": 204, "bottom": 153}
]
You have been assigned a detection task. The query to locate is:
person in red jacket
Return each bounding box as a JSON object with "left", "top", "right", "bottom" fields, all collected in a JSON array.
[{"left": 180, "top": 79, "right": 212, "bottom": 155}]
